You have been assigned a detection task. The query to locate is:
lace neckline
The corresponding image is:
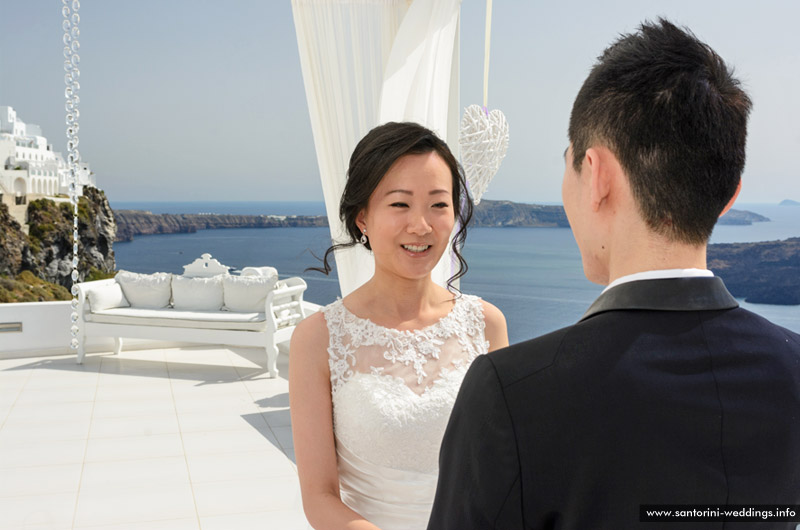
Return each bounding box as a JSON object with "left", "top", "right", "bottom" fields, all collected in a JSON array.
[
  {"left": 323, "top": 294, "right": 487, "bottom": 394},
  {"left": 337, "top": 296, "right": 463, "bottom": 335}
]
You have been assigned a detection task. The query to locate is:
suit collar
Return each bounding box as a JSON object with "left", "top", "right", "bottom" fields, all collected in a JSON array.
[{"left": 580, "top": 277, "right": 739, "bottom": 322}]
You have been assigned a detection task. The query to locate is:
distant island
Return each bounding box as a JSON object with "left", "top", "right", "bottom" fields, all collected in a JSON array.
[
  {"left": 112, "top": 200, "right": 767, "bottom": 240},
  {"left": 470, "top": 200, "right": 569, "bottom": 227},
  {"left": 780, "top": 199, "right": 800, "bottom": 206},
  {"left": 716, "top": 208, "right": 770, "bottom": 225}
]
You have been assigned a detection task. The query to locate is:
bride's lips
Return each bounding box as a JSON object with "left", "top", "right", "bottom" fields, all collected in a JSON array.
[{"left": 401, "top": 243, "right": 432, "bottom": 256}]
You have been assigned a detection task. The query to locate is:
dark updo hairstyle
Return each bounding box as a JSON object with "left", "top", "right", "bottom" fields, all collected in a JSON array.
[{"left": 312, "top": 121, "right": 473, "bottom": 293}]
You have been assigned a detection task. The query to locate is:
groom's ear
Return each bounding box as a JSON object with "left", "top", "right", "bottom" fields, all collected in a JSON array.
[
  {"left": 584, "top": 146, "right": 619, "bottom": 212},
  {"left": 719, "top": 179, "right": 742, "bottom": 218}
]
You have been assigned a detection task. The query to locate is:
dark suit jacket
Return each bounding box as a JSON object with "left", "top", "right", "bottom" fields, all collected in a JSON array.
[{"left": 428, "top": 277, "right": 800, "bottom": 529}]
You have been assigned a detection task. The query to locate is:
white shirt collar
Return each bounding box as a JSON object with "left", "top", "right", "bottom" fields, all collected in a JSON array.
[{"left": 602, "top": 268, "right": 714, "bottom": 294}]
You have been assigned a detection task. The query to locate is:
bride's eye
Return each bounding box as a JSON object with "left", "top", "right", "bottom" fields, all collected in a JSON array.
[
  {"left": 390, "top": 202, "right": 409, "bottom": 208},
  {"left": 432, "top": 202, "right": 450, "bottom": 209}
]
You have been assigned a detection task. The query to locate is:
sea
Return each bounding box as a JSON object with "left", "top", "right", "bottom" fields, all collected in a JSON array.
[{"left": 111, "top": 200, "right": 800, "bottom": 344}]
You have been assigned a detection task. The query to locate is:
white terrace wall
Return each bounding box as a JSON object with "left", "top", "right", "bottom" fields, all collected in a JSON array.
[{"left": 0, "top": 301, "right": 186, "bottom": 360}]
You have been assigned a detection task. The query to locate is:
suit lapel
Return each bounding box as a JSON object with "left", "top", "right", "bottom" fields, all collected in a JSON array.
[{"left": 580, "top": 277, "right": 739, "bottom": 322}]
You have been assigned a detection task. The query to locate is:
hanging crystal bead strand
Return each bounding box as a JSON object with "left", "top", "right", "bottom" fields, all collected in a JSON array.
[{"left": 63, "top": 0, "right": 81, "bottom": 350}]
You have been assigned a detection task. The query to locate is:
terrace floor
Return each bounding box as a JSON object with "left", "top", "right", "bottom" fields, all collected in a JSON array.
[{"left": 0, "top": 345, "right": 309, "bottom": 530}]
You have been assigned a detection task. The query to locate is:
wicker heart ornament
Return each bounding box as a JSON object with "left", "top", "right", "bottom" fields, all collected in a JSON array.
[{"left": 459, "top": 104, "right": 509, "bottom": 204}]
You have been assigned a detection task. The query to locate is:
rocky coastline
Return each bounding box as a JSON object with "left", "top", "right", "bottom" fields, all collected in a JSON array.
[
  {"left": 708, "top": 238, "right": 800, "bottom": 305},
  {"left": 113, "top": 210, "right": 327, "bottom": 242},
  {"left": 111, "top": 200, "right": 766, "bottom": 241}
]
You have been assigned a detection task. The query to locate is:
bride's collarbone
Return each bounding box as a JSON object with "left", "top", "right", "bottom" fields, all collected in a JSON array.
[
  {"left": 342, "top": 294, "right": 458, "bottom": 331},
  {"left": 344, "top": 280, "right": 457, "bottom": 327}
]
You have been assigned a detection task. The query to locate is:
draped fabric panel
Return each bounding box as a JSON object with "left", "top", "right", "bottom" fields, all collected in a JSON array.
[{"left": 292, "top": 0, "right": 461, "bottom": 297}]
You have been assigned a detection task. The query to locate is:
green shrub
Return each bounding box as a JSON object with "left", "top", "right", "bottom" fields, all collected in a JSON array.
[
  {"left": 85, "top": 267, "right": 115, "bottom": 282},
  {"left": 0, "top": 272, "right": 71, "bottom": 303},
  {"left": 28, "top": 222, "right": 56, "bottom": 241}
]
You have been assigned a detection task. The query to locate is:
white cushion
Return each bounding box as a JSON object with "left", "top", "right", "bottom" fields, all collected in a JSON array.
[
  {"left": 223, "top": 275, "right": 278, "bottom": 312},
  {"left": 88, "top": 307, "right": 265, "bottom": 331},
  {"left": 115, "top": 271, "right": 172, "bottom": 309},
  {"left": 172, "top": 275, "right": 224, "bottom": 311},
  {"left": 87, "top": 282, "right": 130, "bottom": 311}
]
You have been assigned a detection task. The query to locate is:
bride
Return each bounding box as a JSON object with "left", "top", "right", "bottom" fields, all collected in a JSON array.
[{"left": 289, "top": 121, "right": 508, "bottom": 529}]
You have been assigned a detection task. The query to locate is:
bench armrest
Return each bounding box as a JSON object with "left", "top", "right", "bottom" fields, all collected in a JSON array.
[{"left": 266, "top": 276, "right": 308, "bottom": 331}]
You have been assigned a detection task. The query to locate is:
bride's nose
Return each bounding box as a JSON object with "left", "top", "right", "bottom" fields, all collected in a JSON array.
[{"left": 407, "top": 210, "right": 433, "bottom": 235}]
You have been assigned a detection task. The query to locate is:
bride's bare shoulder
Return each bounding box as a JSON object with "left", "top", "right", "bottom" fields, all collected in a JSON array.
[
  {"left": 294, "top": 309, "right": 327, "bottom": 333},
  {"left": 290, "top": 311, "right": 330, "bottom": 364},
  {"left": 478, "top": 299, "right": 509, "bottom": 352}
]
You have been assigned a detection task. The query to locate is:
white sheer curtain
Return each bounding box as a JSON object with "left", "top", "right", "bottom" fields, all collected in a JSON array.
[{"left": 292, "top": 0, "right": 461, "bottom": 297}]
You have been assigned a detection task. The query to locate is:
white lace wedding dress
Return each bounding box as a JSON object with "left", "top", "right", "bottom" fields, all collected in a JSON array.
[{"left": 322, "top": 295, "right": 489, "bottom": 530}]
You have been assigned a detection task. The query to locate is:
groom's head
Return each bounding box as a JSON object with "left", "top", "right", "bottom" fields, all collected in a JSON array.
[
  {"left": 563, "top": 19, "right": 751, "bottom": 283},
  {"left": 564, "top": 19, "right": 751, "bottom": 280}
]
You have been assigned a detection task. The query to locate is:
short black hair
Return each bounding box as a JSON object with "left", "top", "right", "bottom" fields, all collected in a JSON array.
[
  {"left": 569, "top": 18, "right": 752, "bottom": 244},
  {"left": 312, "top": 122, "right": 473, "bottom": 292}
]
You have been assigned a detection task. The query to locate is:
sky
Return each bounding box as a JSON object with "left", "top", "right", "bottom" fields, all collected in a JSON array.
[{"left": 1, "top": 0, "right": 799, "bottom": 205}]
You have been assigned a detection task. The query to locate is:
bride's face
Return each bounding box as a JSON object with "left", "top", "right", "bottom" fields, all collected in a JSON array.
[{"left": 357, "top": 151, "right": 455, "bottom": 281}]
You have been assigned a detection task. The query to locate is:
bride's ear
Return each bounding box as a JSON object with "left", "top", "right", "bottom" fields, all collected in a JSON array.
[{"left": 355, "top": 209, "right": 367, "bottom": 234}]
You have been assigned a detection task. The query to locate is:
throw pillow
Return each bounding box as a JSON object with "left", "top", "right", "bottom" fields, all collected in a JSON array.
[
  {"left": 172, "top": 275, "right": 224, "bottom": 311},
  {"left": 115, "top": 270, "right": 172, "bottom": 309},
  {"left": 223, "top": 274, "right": 278, "bottom": 313}
]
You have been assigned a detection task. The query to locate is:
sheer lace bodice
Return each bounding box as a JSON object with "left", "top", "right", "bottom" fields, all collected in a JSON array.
[{"left": 321, "top": 295, "right": 489, "bottom": 529}]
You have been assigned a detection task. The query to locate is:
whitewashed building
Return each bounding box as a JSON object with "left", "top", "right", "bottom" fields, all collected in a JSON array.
[{"left": 0, "top": 106, "right": 93, "bottom": 209}]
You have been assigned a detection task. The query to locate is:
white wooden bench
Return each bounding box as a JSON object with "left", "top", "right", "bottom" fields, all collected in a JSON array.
[{"left": 75, "top": 254, "right": 314, "bottom": 377}]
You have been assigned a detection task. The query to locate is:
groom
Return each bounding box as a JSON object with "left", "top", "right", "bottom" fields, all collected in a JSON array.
[{"left": 428, "top": 19, "right": 800, "bottom": 529}]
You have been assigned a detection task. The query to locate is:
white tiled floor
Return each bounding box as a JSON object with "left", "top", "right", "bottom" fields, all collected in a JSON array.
[{"left": 0, "top": 346, "right": 308, "bottom": 530}]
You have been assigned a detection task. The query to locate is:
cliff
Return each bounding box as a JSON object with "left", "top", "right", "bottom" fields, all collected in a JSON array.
[
  {"left": 114, "top": 210, "right": 328, "bottom": 242},
  {"left": 0, "top": 203, "right": 36, "bottom": 278},
  {"left": 26, "top": 187, "right": 117, "bottom": 287},
  {"left": 0, "top": 187, "right": 116, "bottom": 302},
  {"left": 708, "top": 238, "right": 800, "bottom": 305}
]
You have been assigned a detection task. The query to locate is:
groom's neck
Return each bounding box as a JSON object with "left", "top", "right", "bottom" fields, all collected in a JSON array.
[{"left": 603, "top": 228, "right": 708, "bottom": 286}]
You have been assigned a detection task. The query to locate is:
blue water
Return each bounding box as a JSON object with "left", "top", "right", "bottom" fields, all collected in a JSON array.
[
  {"left": 112, "top": 202, "right": 800, "bottom": 344},
  {"left": 711, "top": 203, "right": 800, "bottom": 243}
]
